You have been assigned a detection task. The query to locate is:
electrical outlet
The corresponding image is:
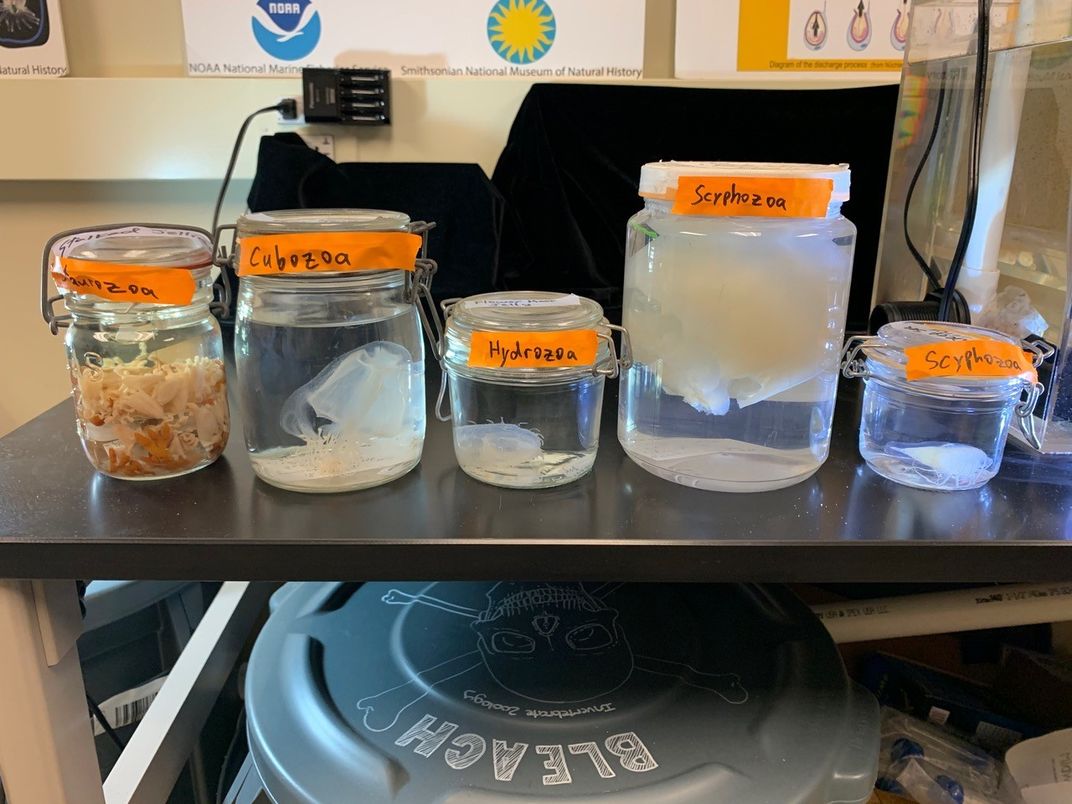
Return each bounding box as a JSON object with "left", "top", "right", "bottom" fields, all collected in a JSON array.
[
  {"left": 278, "top": 96, "right": 305, "bottom": 125},
  {"left": 299, "top": 134, "right": 336, "bottom": 162}
]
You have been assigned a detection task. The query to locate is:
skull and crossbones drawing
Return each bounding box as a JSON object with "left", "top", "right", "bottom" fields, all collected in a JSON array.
[{"left": 356, "top": 582, "right": 748, "bottom": 733}]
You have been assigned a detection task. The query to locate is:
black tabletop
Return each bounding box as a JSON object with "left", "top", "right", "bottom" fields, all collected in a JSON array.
[{"left": 2, "top": 373, "right": 1071, "bottom": 582}]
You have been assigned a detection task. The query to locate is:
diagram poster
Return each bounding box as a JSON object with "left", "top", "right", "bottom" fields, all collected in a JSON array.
[
  {"left": 740, "top": 0, "right": 908, "bottom": 71},
  {"left": 180, "top": 0, "right": 645, "bottom": 79},
  {"left": 676, "top": 0, "right": 908, "bottom": 76},
  {"left": 0, "top": 0, "right": 67, "bottom": 78}
]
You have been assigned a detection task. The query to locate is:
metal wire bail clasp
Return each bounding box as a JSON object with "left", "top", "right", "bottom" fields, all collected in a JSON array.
[
  {"left": 840, "top": 335, "right": 879, "bottom": 380},
  {"left": 406, "top": 222, "right": 445, "bottom": 364},
  {"left": 596, "top": 323, "right": 633, "bottom": 379},
  {"left": 210, "top": 223, "right": 238, "bottom": 318},
  {"left": 1014, "top": 338, "right": 1052, "bottom": 451}
]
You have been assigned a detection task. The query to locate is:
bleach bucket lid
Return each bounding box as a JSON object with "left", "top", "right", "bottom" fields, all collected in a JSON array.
[
  {"left": 639, "top": 161, "right": 852, "bottom": 210},
  {"left": 242, "top": 582, "right": 879, "bottom": 803}
]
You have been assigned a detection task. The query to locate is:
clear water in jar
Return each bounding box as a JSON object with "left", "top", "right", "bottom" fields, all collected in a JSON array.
[
  {"left": 448, "top": 372, "right": 603, "bottom": 488},
  {"left": 237, "top": 309, "right": 425, "bottom": 493},
  {"left": 66, "top": 310, "right": 228, "bottom": 480},
  {"left": 619, "top": 214, "right": 853, "bottom": 492},
  {"left": 859, "top": 378, "right": 1015, "bottom": 491}
]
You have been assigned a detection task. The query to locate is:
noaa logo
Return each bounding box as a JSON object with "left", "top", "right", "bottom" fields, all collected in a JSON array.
[
  {"left": 487, "top": 0, "right": 556, "bottom": 65},
  {"left": 252, "top": 0, "right": 320, "bottom": 61}
]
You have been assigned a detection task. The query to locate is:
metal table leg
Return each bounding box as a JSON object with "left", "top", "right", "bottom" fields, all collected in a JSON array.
[{"left": 0, "top": 579, "right": 104, "bottom": 804}]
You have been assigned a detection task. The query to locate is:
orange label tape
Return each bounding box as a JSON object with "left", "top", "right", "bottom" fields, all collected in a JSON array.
[
  {"left": 468, "top": 330, "right": 600, "bottom": 369},
  {"left": 238, "top": 232, "right": 423, "bottom": 276},
  {"left": 53, "top": 258, "right": 198, "bottom": 305},
  {"left": 671, "top": 176, "right": 834, "bottom": 218},
  {"left": 904, "top": 339, "right": 1037, "bottom": 382}
]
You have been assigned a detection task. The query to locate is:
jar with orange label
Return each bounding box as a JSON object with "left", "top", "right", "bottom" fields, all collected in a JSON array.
[
  {"left": 227, "top": 209, "right": 439, "bottom": 493},
  {"left": 41, "top": 224, "right": 230, "bottom": 480},
  {"left": 439, "top": 291, "right": 626, "bottom": 488},
  {"left": 842, "top": 322, "right": 1049, "bottom": 491},
  {"left": 619, "top": 162, "right": 857, "bottom": 492}
]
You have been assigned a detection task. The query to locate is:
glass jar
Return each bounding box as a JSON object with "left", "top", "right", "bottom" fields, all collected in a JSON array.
[
  {"left": 230, "top": 209, "right": 437, "bottom": 493},
  {"left": 41, "top": 224, "right": 230, "bottom": 480},
  {"left": 619, "top": 161, "right": 857, "bottom": 492},
  {"left": 440, "top": 292, "right": 623, "bottom": 488},
  {"left": 842, "top": 321, "right": 1047, "bottom": 491}
]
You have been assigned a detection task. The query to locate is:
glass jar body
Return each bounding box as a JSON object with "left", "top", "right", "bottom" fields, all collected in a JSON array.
[
  {"left": 65, "top": 300, "right": 228, "bottom": 480},
  {"left": 445, "top": 367, "right": 605, "bottom": 488},
  {"left": 859, "top": 374, "right": 1020, "bottom": 491},
  {"left": 618, "top": 200, "right": 857, "bottom": 492},
  {"left": 235, "top": 273, "right": 425, "bottom": 493}
]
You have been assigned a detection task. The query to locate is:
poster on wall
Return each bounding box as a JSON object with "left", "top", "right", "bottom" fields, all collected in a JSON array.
[
  {"left": 0, "top": 0, "right": 68, "bottom": 78},
  {"left": 180, "top": 0, "right": 646, "bottom": 79},
  {"left": 676, "top": 0, "right": 908, "bottom": 77}
]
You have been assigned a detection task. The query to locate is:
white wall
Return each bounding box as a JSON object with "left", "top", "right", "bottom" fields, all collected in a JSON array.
[{"left": 0, "top": 0, "right": 889, "bottom": 435}]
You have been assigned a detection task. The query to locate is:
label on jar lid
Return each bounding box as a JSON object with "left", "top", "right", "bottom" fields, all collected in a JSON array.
[
  {"left": 469, "top": 329, "right": 599, "bottom": 369},
  {"left": 671, "top": 176, "right": 834, "bottom": 218},
  {"left": 52, "top": 258, "right": 199, "bottom": 305},
  {"left": 466, "top": 294, "right": 582, "bottom": 309},
  {"left": 904, "top": 339, "right": 1038, "bottom": 382},
  {"left": 237, "top": 232, "right": 423, "bottom": 276}
]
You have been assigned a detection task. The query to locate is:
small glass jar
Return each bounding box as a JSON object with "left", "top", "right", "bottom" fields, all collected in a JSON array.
[
  {"left": 842, "top": 322, "right": 1047, "bottom": 491},
  {"left": 619, "top": 161, "right": 857, "bottom": 492},
  {"left": 440, "top": 292, "right": 623, "bottom": 488},
  {"left": 230, "top": 209, "right": 437, "bottom": 493},
  {"left": 41, "top": 225, "right": 230, "bottom": 480}
]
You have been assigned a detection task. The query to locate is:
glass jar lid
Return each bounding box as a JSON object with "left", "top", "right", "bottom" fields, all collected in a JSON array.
[
  {"left": 51, "top": 226, "right": 215, "bottom": 308},
  {"left": 856, "top": 321, "right": 1033, "bottom": 398},
  {"left": 236, "top": 208, "right": 411, "bottom": 234},
  {"left": 639, "top": 161, "right": 851, "bottom": 213},
  {"left": 443, "top": 291, "right": 611, "bottom": 379},
  {"left": 234, "top": 209, "right": 423, "bottom": 287}
]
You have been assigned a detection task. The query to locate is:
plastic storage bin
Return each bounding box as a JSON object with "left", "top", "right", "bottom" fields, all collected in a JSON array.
[
  {"left": 842, "top": 321, "right": 1048, "bottom": 491},
  {"left": 41, "top": 224, "right": 230, "bottom": 480},
  {"left": 440, "top": 292, "right": 623, "bottom": 488},
  {"left": 619, "top": 161, "right": 857, "bottom": 492},
  {"left": 224, "top": 581, "right": 878, "bottom": 803},
  {"left": 229, "top": 209, "right": 438, "bottom": 493}
]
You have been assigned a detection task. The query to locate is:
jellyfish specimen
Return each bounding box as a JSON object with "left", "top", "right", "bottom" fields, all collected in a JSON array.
[
  {"left": 847, "top": 0, "right": 872, "bottom": 51},
  {"left": 453, "top": 421, "right": 545, "bottom": 468},
  {"left": 0, "top": 0, "right": 40, "bottom": 36},
  {"left": 891, "top": 0, "right": 910, "bottom": 51},
  {"left": 804, "top": 3, "right": 828, "bottom": 50},
  {"left": 280, "top": 340, "right": 414, "bottom": 444}
]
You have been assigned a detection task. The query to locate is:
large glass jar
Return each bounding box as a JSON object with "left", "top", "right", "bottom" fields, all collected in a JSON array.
[
  {"left": 232, "top": 209, "right": 434, "bottom": 493},
  {"left": 619, "top": 162, "right": 857, "bottom": 492},
  {"left": 440, "top": 292, "right": 621, "bottom": 488},
  {"left": 42, "top": 225, "right": 229, "bottom": 480},
  {"left": 842, "top": 321, "right": 1047, "bottom": 491}
]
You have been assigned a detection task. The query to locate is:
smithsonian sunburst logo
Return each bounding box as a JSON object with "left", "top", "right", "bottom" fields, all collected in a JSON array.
[{"left": 487, "top": 0, "right": 556, "bottom": 64}]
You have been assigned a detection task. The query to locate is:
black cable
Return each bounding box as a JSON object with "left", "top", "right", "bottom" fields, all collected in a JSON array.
[
  {"left": 87, "top": 693, "right": 126, "bottom": 751},
  {"left": 939, "top": 0, "right": 991, "bottom": 320},
  {"left": 903, "top": 63, "right": 950, "bottom": 293},
  {"left": 210, "top": 103, "right": 291, "bottom": 238}
]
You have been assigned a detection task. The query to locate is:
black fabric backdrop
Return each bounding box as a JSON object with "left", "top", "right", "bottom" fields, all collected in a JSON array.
[{"left": 490, "top": 83, "right": 900, "bottom": 330}]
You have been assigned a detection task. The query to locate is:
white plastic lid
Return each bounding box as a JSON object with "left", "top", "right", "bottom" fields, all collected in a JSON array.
[{"left": 638, "top": 161, "right": 851, "bottom": 203}]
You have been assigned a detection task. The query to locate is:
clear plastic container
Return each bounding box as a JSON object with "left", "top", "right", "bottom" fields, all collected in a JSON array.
[
  {"left": 842, "top": 321, "right": 1047, "bottom": 491},
  {"left": 440, "top": 292, "right": 621, "bottom": 488},
  {"left": 231, "top": 209, "right": 437, "bottom": 493},
  {"left": 619, "top": 161, "right": 857, "bottom": 492},
  {"left": 41, "top": 224, "right": 229, "bottom": 480}
]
